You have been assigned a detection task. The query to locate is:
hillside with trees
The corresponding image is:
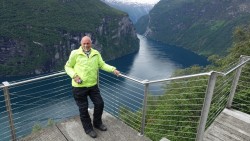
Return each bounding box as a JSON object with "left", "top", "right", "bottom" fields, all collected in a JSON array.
[
  {"left": 136, "top": 0, "right": 250, "bottom": 56},
  {"left": 0, "top": 0, "right": 139, "bottom": 76}
]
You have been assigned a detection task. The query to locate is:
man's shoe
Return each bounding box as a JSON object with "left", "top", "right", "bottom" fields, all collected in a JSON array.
[
  {"left": 94, "top": 124, "right": 107, "bottom": 131},
  {"left": 87, "top": 130, "right": 97, "bottom": 138}
]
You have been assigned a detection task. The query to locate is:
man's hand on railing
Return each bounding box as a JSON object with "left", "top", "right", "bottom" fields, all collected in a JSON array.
[{"left": 113, "top": 69, "right": 120, "bottom": 76}]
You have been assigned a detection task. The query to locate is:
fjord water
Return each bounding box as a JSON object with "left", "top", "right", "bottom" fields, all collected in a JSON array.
[
  {"left": 108, "top": 34, "right": 208, "bottom": 80},
  {"left": 0, "top": 34, "right": 208, "bottom": 140}
]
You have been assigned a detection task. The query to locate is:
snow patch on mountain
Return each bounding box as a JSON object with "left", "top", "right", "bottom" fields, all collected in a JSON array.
[{"left": 103, "top": 0, "right": 159, "bottom": 5}]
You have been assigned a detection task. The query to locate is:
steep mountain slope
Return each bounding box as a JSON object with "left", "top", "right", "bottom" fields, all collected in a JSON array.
[
  {"left": 0, "top": 0, "right": 139, "bottom": 76},
  {"left": 136, "top": 0, "right": 250, "bottom": 56}
]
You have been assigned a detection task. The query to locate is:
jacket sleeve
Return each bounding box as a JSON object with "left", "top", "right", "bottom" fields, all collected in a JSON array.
[
  {"left": 65, "top": 51, "right": 77, "bottom": 78},
  {"left": 98, "top": 53, "right": 116, "bottom": 73}
]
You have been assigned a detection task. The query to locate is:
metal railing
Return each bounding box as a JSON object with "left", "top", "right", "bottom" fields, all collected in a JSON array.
[
  {"left": 231, "top": 57, "right": 250, "bottom": 113},
  {"left": 0, "top": 55, "right": 249, "bottom": 141}
]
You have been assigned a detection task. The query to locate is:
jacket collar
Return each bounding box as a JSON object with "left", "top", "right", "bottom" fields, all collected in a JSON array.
[{"left": 76, "top": 47, "right": 98, "bottom": 57}]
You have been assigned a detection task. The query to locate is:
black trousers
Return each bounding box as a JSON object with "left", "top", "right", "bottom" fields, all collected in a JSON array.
[{"left": 72, "top": 85, "right": 104, "bottom": 133}]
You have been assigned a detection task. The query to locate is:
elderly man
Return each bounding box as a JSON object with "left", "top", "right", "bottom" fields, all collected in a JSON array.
[{"left": 65, "top": 36, "right": 120, "bottom": 138}]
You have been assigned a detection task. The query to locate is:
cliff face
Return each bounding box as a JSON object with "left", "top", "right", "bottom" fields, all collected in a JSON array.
[
  {"left": 0, "top": 0, "right": 138, "bottom": 76},
  {"left": 136, "top": 0, "right": 250, "bottom": 56},
  {"left": 96, "top": 17, "right": 138, "bottom": 61}
]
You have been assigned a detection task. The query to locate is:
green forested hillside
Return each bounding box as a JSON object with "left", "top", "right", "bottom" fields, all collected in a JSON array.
[
  {"left": 0, "top": 0, "right": 123, "bottom": 36},
  {"left": 121, "top": 25, "right": 250, "bottom": 141},
  {"left": 136, "top": 0, "right": 250, "bottom": 56},
  {"left": 0, "top": 0, "right": 139, "bottom": 76}
]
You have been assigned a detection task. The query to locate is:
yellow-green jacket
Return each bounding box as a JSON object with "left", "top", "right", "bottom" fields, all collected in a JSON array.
[{"left": 65, "top": 47, "right": 116, "bottom": 87}]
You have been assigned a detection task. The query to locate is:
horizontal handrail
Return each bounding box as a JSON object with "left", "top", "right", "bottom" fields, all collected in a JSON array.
[
  {"left": 148, "top": 72, "right": 212, "bottom": 84},
  {"left": 209, "top": 58, "right": 250, "bottom": 77},
  {"left": 1, "top": 72, "right": 66, "bottom": 88},
  {"left": 0, "top": 72, "right": 142, "bottom": 88},
  {"left": 118, "top": 74, "right": 145, "bottom": 84},
  {"left": 223, "top": 58, "right": 250, "bottom": 76}
]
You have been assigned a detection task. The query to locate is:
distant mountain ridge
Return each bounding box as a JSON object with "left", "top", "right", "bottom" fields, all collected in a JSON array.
[
  {"left": 102, "top": 0, "right": 154, "bottom": 23},
  {"left": 0, "top": 0, "right": 139, "bottom": 76},
  {"left": 136, "top": 0, "right": 250, "bottom": 56}
]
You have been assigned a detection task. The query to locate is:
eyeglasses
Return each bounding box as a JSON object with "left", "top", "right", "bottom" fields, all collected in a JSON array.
[{"left": 83, "top": 43, "right": 90, "bottom": 45}]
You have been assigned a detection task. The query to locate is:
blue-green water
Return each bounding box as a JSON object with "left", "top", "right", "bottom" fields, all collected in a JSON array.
[{"left": 108, "top": 34, "right": 208, "bottom": 80}]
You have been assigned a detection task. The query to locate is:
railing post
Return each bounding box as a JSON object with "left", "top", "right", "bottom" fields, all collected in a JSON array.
[
  {"left": 139, "top": 80, "right": 149, "bottom": 136},
  {"left": 2, "top": 81, "right": 16, "bottom": 141},
  {"left": 227, "top": 56, "right": 247, "bottom": 108},
  {"left": 196, "top": 72, "right": 217, "bottom": 141}
]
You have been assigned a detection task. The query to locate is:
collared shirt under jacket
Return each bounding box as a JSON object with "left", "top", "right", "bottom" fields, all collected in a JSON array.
[{"left": 65, "top": 47, "right": 116, "bottom": 87}]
